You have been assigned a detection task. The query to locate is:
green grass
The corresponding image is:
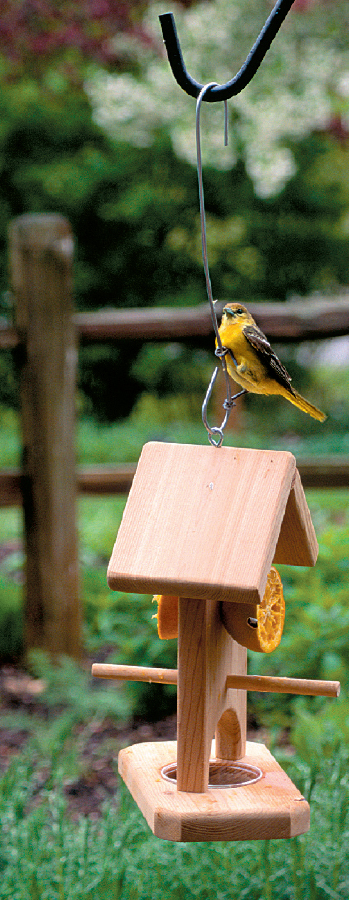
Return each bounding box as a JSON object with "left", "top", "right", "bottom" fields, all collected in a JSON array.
[{"left": 0, "top": 743, "right": 347, "bottom": 900}]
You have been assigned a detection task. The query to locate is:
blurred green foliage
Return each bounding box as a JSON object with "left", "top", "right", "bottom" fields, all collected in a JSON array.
[
  {"left": 0, "top": 68, "right": 349, "bottom": 417},
  {"left": 1, "top": 448, "right": 348, "bottom": 739},
  {"left": 81, "top": 523, "right": 349, "bottom": 735},
  {"left": 80, "top": 485, "right": 349, "bottom": 735},
  {"left": 3, "top": 475, "right": 348, "bottom": 737},
  {"left": 3, "top": 94, "right": 348, "bottom": 312},
  {"left": 247, "top": 524, "right": 349, "bottom": 739}
]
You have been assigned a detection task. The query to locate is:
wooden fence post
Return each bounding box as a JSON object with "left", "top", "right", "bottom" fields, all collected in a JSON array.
[{"left": 8, "top": 213, "right": 81, "bottom": 659}]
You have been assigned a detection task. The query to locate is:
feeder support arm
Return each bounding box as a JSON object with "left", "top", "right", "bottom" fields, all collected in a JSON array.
[{"left": 159, "top": 0, "right": 296, "bottom": 101}]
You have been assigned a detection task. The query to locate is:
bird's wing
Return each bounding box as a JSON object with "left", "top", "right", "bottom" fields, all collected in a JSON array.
[{"left": 243, "top": 324, "right": 293, "bottom": 389}]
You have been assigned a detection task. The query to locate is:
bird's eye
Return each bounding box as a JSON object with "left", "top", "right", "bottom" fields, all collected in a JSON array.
[{"left": 235, "top": 307, "right": 244, "bottom": 315}]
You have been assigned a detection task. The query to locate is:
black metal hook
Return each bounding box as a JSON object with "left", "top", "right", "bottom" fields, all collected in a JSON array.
[{"left": 159, "top": 0, "right": 296, "bottom": 102}]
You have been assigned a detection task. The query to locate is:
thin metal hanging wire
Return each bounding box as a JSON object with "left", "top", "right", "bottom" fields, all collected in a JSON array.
[{"left": 196, "top": 84, "right": 233, "bottom": 447}]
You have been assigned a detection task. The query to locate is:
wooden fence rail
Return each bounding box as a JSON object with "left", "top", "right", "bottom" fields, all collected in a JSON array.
[
  {"left": 1, "top": 456, "right": 349, "bottom": 510},
  {"left": 2, "top": 297, "right": 349, "bottom": 349},
  {"left": 3, "top": 213, "right": 349, "bottom": 658}
]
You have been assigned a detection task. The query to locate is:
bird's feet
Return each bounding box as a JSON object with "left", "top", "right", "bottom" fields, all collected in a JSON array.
[{"left": 223, "top": 388, "right": 247, "bottom": 411}]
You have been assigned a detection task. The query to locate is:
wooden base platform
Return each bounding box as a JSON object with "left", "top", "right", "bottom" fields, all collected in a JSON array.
[{"left": 118, "top": 740, "right": 310, "bottom": 842}]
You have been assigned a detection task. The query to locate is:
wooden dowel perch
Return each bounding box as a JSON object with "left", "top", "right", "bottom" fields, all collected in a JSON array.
[
  {"left": 91, "top": 664, "right": 340, "bottom": 698},
  {"left": 92, "top": 663, "right": 178, "bottom": 684},
  {"left": 225, "top": 674, "right": 340, "bottom": 697}
]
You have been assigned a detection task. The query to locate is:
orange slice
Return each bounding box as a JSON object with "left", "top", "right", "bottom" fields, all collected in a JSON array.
[
  {"left": 153, "top": 594, "right": 179, "bottom": 640},
  {"left": 221, "top": 567, "right": 285, "bottom": 653}
]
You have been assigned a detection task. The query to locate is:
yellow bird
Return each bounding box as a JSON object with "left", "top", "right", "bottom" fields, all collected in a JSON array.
[{"left": 218, "top": 303, "right": 326, "bottom": 422}]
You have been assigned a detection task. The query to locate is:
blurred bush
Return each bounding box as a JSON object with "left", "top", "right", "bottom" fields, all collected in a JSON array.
[
  {"left": 0, "top": 1, "right": 348, "bottom": 418},
  {"left": 77, "top": 511, "right": 349, "bottom": 728},
  {"left": 1, "top": 79, "right": 348, "bottom": 417}
]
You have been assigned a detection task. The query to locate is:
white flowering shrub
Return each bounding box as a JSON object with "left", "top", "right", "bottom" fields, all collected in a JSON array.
[{"left": 86, "top": 0, "right": 349, "bottom": 196}]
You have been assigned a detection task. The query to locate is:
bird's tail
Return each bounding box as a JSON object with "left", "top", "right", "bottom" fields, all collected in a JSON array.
[{"left": 285, "top": 388, "right": 326, "bottom": 422}]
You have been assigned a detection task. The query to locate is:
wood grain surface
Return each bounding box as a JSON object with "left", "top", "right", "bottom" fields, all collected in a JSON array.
[
  {"left": 107, "top": 442, "right": 317, "bottom": 604},
  {"left": 118, "top": 739, "right": 310, "bottom": 841}
]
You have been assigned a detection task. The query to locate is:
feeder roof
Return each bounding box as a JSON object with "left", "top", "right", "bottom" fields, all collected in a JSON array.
[{"left": 107, "top": 442, "right": 318, "bottom": 605}]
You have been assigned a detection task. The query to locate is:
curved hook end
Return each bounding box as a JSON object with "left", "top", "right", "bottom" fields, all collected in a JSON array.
[
  {"left": 159, "top": 12, "right": 201, "bottom": 99},
  {"left": 160, "top": 0, "right": 297, "bottom": 102}
]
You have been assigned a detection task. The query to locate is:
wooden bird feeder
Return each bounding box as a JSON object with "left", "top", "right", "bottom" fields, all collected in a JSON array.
[{"left": 92, "top": 441, "right": 339, "bottom": 842}]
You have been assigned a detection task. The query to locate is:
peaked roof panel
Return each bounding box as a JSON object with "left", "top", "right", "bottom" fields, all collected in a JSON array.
[{"left": 107, "top": 442, "right": 317, "bottom": 604}]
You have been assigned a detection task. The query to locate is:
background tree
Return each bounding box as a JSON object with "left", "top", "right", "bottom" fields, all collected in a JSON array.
[
  {"left": 0, "top": 0, "right": 151, "bottom": 78},
  {"left": 0, "top": 0, "right": 348, "bottom": 419}
]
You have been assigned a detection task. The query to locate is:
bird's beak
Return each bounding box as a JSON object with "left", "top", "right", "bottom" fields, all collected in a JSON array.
[{"left": 222, "top": 307, "right": 235, "bottom": 317}]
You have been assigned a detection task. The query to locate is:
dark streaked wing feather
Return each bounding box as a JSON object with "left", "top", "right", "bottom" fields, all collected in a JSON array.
[{"left": 243, "top": 324, "right": 294, "bottom": 390}]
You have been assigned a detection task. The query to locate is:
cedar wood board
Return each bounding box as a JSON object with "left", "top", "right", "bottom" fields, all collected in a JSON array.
[{"left": 107, "top": 442, "right": 318, "bottom": 605}]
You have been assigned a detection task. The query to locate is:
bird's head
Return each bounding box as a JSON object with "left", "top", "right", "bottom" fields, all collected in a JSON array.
[{"left": 221, "top": 303, "right": 253, "bottom": 326}]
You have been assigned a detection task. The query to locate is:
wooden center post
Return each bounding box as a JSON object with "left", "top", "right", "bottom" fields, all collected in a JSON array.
[{"left": 177, "top": 597, "right": 246, "bottom": 792}]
